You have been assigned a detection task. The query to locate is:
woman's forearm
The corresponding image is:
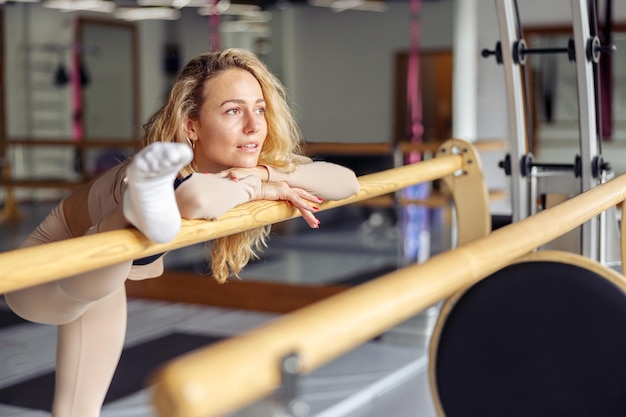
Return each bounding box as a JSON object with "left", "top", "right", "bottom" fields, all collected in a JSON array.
[
  {"left": 175, "top": 157, "right": 359, "bottom": 221},
  {"left": 266, "top": 161, "right": 360, "bottom": 201},
  {"left": 175, "top": 174, "right": 261, "bottom": 220}
]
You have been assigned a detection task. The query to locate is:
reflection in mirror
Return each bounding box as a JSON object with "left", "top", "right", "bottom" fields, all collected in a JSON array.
[
  {"left": 1, "top": 2, "right": 275, "bottom": 208},
  {"left": 79, "top": 18, "right": 137, "bottom": 177},
  {"left": 526, "top": 26, "right": 626, "bottom": 174}
]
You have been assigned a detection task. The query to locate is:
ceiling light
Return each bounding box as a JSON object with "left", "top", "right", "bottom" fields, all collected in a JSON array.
[
  {"left": 137, "top": 0, "right": 207, "bottom": 7},
  {"left": 197, "top": 2, "right": 262, "bottom": 15},
  {"left": 115, "top": 6, "right": 181, "bottom": 20},
  {"left": 43, "top": 0, "right": 116, "bottom": 12},
  {"left": 0, "top": 0, "right": 39, "bottom": 3},
  {"left": 308, "top": 0, "right": 386, "bottom": 12},
  {"left": 218, "top": 20, "right": 270, "bottom": 34},
  {"left": 197, "top": 7, "right": 272, "bottom": 23}
]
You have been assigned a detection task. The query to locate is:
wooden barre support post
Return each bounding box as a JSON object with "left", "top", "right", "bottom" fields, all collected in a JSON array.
[
  {"left": 0, "top": 148, "right": 465, "bottom": 294},
  {"left": 0, "top": 158, "right": 24, "bottom": 223},
  {"left": 151, "top": 173, "right": 626, "bottom": 417}
]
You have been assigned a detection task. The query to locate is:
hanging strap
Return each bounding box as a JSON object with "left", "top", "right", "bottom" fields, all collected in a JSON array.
[
  {"left": 71, "top": 13, "right": 83, "bottom": 143},
  {"left": 209, "top": 0, "right": 221, "bottom": 51},
  {"left": 406, "top": 0, "right": 422, "bottom": 164}
]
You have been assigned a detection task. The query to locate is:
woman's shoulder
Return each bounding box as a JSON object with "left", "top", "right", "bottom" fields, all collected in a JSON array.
[{"left": 292, "top": 154, "right": 313, "bottom": 165}]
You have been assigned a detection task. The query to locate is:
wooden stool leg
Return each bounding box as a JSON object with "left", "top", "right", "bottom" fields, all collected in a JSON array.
[{"left": 1, "top": 186, "right": 24, "bottom": 223}]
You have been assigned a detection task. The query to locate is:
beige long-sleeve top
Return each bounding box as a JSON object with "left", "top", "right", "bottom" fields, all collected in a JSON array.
[
  {"left": 56, "top": 155, "right": 359, "bottom": 280},
  {"left": 175, "top": 155, "right": 360, "bottom": 221}
]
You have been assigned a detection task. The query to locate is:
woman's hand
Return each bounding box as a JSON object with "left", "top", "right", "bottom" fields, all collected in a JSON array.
[
  {"left": 256, "top": 181, "right": 322, "bottom": 228},
  {"left": 217, "top": 166, "right": 269, "bottom": 182}
]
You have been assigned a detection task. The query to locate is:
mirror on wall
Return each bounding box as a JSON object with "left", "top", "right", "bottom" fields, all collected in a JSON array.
[
  {"left": 525, "top": 25, "right": 626, "bottom": 172},
  {"left": 2, "top": 5, "right": 141, "bottom": 182},
  {"left": 78, "top": 17, "right": 138, "bottom": 177},
  {"left": 80, "top": 19, "right": 137, "bottom": 141},
  {"left": 393, "top": 50, "right": 453, "bottom": 144},
  {"left": 1, "top": 2, "right": 278, "bottom": 208}
]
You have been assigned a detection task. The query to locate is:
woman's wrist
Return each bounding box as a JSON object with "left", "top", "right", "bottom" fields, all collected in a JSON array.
[{"left": 259, "top": 165, "right": 270, "bottom": 182}]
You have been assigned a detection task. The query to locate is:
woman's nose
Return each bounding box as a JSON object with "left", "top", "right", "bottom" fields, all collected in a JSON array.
[{"left": 243, "top": 111, "right": 261, "bottom": 134}]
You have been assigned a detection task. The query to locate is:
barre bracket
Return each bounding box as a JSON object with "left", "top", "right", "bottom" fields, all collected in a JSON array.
[{"left": 274, "top": 352, "right": 310, "bottom": 417}]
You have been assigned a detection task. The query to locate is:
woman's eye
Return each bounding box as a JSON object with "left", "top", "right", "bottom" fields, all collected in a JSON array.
[
  {"left": 255, "top": 107, "right": 267, "bottom": 115},
  {"left": 226, "top": 108, "right": 240, "bottom": 115}
]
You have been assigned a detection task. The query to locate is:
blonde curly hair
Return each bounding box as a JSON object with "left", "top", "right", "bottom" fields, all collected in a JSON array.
[{"left": 141, "top": 48, "right": 303, "bottom": 283}]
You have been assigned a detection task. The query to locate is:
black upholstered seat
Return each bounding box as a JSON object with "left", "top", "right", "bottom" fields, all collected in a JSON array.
[{"left": 430, "top": 251, "right": 626, "bottom": 417}]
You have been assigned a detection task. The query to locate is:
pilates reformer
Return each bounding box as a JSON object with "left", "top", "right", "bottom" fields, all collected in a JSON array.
[
  {"left": 483, "top": 0, "right": 618, "bottom": 264},
  {"left": 430, "top": 2, "right": 626, "bottom": 416}
]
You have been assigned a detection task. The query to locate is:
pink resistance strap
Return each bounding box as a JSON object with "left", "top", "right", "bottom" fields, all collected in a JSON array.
[
  {"left": 401, "top": 0, "right": 431, "bottom": 264},
  {"left": 71, "top": 12, "right": 83, "bottom": 143},
  {"left": 209, "top": 0, "right": 221, "bottom": 52},
  {"left": 406, "top": 0, "right": 423, "bottom": 152}
]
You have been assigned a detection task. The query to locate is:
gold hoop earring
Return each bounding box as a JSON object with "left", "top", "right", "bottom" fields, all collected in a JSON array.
[{"left": 186, "top": 137, "right": 195, "bottom": 150}]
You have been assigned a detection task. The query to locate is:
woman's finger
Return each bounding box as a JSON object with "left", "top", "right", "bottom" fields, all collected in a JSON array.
[
  {"left": 257, "top": 183, "right": 320, "bottom": 228},
  {"left": 292, "top": 188, "right": 323, "bottom": 203},
  {"left": 299, "top": 208, "right": 320, "bottom": 228},
  {"left": 286, "top": 192, "right": 318, "bottom": 213}
]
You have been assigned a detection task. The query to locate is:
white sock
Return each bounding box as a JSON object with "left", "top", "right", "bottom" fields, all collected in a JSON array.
[{"left": 123, "top": 142, "right": 193, "bottom": 243}]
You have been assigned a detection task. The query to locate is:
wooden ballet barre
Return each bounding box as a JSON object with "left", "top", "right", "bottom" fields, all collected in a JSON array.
[
  {"left": 0, "top": 179, "right": 87, "bottom": 189},
  {"left": 396, "top": 140, "right": 444, "bottom": 155},
  {"left": 304, "top": 141, "right": 392, "bottom": 156},
  {"left": 151, "top": 171, "right": 626, "bottom": 417},
  {"left": 395, "top": 139, "right": 507, "bottom": 155},
  {"left": 0, "top": 137, "right": 140, "bottom": 222},
  {"left": 0, "top": 140, "right": 477, "bottom": 294},
  {"left": 4, "top": 137, "right": 139, "bottom": 149}
]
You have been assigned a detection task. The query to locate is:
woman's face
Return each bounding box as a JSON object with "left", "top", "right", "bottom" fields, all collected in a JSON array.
[{"left": 187, "top": 68, "right": 268, "bottom": 173}]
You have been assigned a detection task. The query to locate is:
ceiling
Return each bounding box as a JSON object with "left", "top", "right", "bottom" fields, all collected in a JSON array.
[{"left": 33, "top": 0, "right": 447, "bottom": 22}]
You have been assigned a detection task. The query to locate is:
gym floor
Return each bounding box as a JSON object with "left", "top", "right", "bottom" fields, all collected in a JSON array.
[{"left": 0, "top": 200, "right": 448, "bottom": 417}]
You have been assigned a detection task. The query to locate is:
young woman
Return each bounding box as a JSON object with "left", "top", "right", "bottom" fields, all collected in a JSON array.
[{"left": 4, "top": 48, "right": 359, "bottom": 417}]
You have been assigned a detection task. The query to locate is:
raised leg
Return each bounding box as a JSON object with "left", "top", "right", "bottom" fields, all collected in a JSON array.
[
  {"left": 6, "top": 142, "right": 192, "bottom": 323},
  {"left": 123, "top": 142, "right": 193, "bottom": 243},
  {"left": 52, "top": 286, "right": 127, "bottom": 417}
]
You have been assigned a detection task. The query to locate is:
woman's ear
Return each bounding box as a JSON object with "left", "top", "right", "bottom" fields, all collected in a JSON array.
[{"left": 183, "top": 117, "right": 199, "bottom": 146}]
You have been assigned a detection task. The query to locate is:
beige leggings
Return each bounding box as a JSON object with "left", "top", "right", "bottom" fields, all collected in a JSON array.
[{"left": 5, "top": 201, "right": 132, "bottom": 417}]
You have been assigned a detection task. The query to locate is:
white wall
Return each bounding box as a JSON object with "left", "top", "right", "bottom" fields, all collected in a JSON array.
[
  {"left": 274, "top": 2, "right": 454, "bottom": 143},
  {"left": 137, "top": 20, "right": 173, "bottom": 124}
]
